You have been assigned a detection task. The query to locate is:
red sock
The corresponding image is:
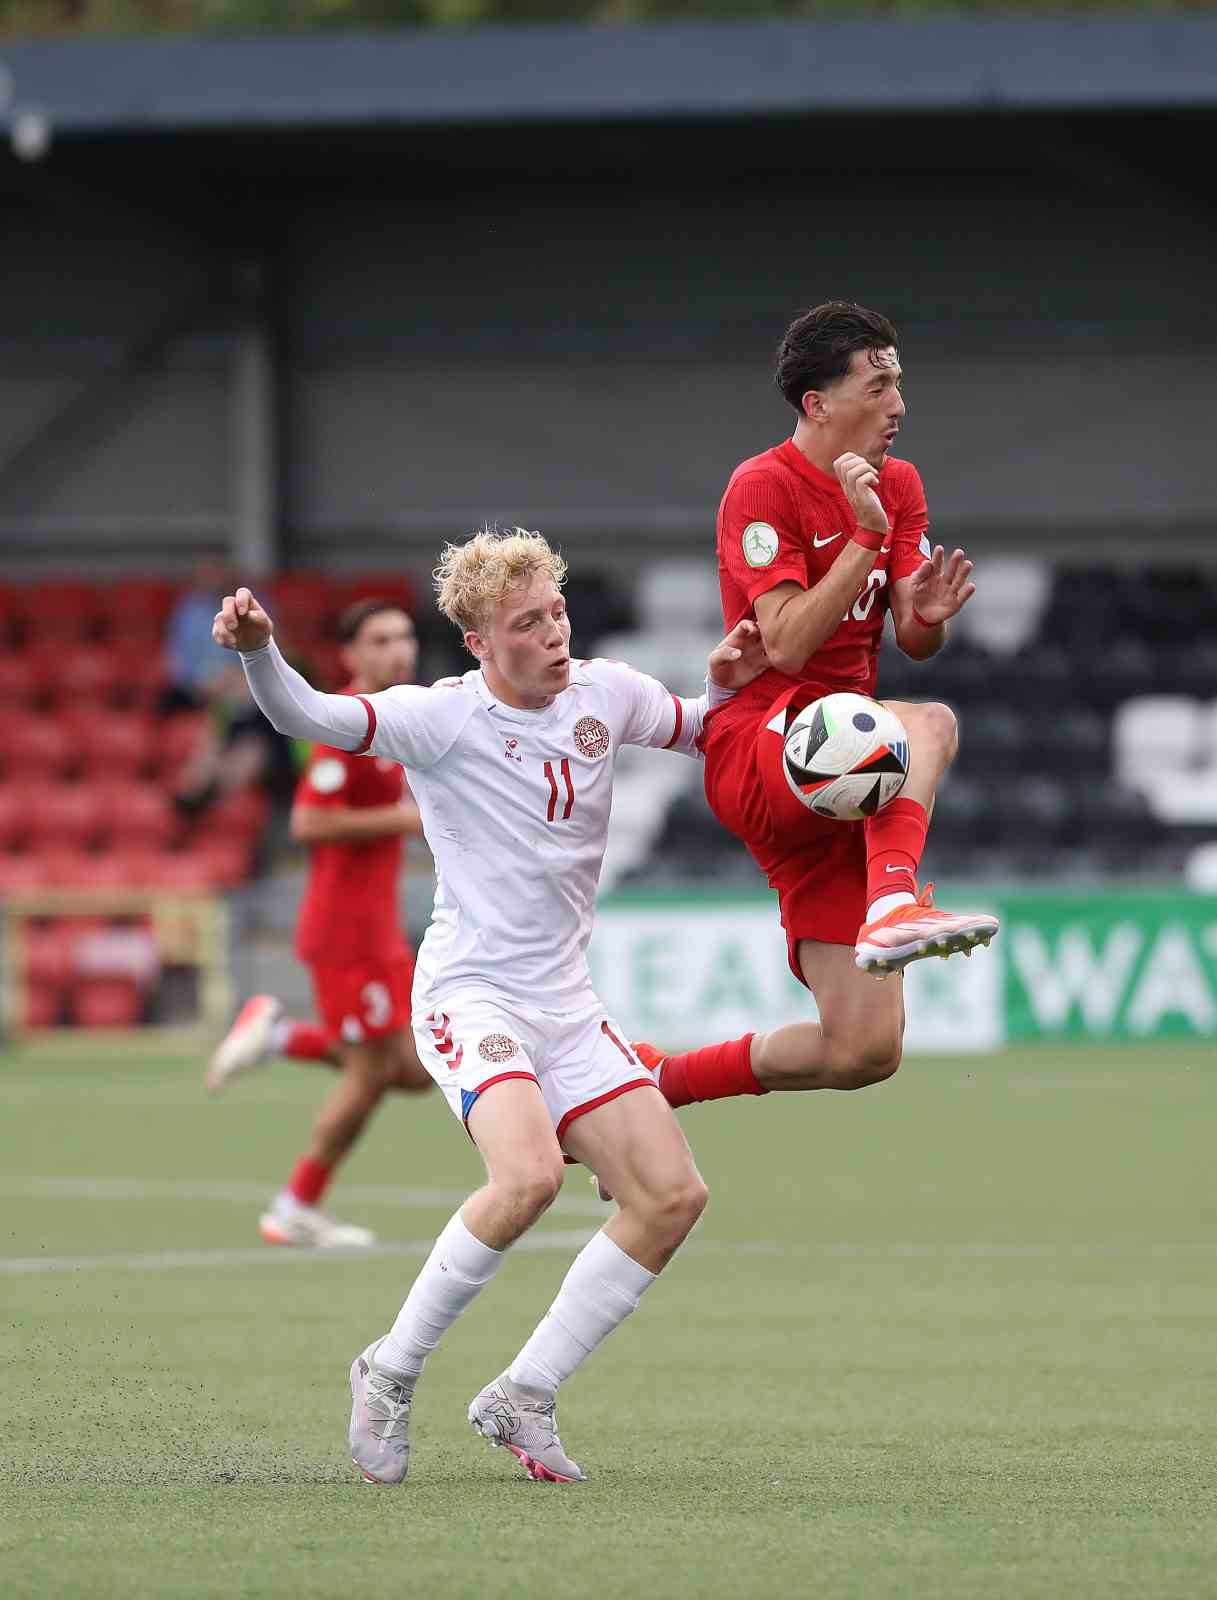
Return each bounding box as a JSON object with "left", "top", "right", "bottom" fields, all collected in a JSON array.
[
  {"left": 864, "top": 798, "right": 929, "bottom": 913},
  {"left": 286, "top": 1156, "right": 332, "bottom": 1207},
  {"left": 281, "top": 1021, "right": 332, "bottom": 1061},
  {"left": 657, "top": 1034, "right": 763, "bottom": 1108}
]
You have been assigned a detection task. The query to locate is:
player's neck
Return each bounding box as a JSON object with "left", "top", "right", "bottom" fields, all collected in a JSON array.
[
  {"left": 789, "top": 422, "right": 844, "bottom": 478},
  {"left": 479, "top": 663, "right": 556, "bottom": 712}
]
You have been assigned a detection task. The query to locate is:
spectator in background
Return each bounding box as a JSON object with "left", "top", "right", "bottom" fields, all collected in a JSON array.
[
  {"left": 161, "top": 559, "right": 236, "bottom": 713},
  {"left": 172, "top": 659, "right": 297, "bottom": 823}
]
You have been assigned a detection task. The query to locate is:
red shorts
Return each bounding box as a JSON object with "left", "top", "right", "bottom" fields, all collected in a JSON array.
[
  {"left": 702, "top": 683, "right": 866, "bottom": 983},
  {"left": 307, "top": 949, "right": 416, "bottom": 1045}
]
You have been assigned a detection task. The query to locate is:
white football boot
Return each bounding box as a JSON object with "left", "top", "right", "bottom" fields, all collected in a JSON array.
[
  {"left": 468, "top": 1373, "right": 586, "bottom": 1483},
  {"left": 205, "top": 994, "right": 283, "bottom": 1093},
  {"left": 258, "top": 1204, "right": 376, "bottom": 1249},
  {"left": 349, "top": 1338, "right": 414, "bottom": 1485},
  {"left": 855, "top": 884, "right": 999, "bottom": 977}
]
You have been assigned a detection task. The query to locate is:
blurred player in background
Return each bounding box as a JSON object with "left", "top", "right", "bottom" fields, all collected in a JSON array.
[
  {"left": 213, "top": 529, "right": 767, "bottom": 1485},
  {"left": 206, "top": 599, "right": 431, "bottom": 1248},
  {"left": 634, "top": 302, "right": 998, "bottom": 1113}
]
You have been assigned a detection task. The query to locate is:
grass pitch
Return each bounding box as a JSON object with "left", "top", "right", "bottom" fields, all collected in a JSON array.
[{"left": 1, "top": 1035, "right": 1214, "bottom": 1599}]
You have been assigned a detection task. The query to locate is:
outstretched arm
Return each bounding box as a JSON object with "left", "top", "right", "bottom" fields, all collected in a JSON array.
[
  {"left": 619, "top": 619, "right": 770, "bottom": 759},
  {"left": 890, "top": 545, "right": 975, "bottom": 661},
  {"left": 213, "top": 587, "right": 369, "bottom": 749}
]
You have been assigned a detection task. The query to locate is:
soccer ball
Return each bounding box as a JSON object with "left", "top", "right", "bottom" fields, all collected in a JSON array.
[{"left": 781, "top": 692, "right": 910, "bottom": 820}]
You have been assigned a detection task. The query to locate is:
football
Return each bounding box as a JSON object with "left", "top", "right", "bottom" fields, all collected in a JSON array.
[{"left": 781, "top": 692, "right": 910, "bottom": 820}]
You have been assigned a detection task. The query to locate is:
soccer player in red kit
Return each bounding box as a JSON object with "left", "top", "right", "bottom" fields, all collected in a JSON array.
[
  {"left": 207, "top": 599, "right": 431, "bottom": 1247},
  {"left": 636, "top": 302, "right": 998, "bottom": 1112}
]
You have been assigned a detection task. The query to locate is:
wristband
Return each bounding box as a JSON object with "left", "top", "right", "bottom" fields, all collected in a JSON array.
[
  {"left": 850, "top": 527, "right": 886, "bottom": 552},
  {"left": 911, "top": 607, "right": 939, "bottom": 629}
]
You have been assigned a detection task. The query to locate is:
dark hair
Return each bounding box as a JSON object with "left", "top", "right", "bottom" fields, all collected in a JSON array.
[
  {"left": 775, "top": 301, "right": 899, "bottom": 415},
  {"left": 337, "top": 597, "right": 411, "bottom": 645}
]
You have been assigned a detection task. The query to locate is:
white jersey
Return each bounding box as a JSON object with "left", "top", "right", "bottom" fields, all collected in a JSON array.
[{"left": 240, "top": 644, "right": 725, "bottom": 1010}]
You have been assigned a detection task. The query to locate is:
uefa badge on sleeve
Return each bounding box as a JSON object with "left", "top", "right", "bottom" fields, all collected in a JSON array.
[{"left": 741, "top": 522, "right": 779, "bottom": 568}]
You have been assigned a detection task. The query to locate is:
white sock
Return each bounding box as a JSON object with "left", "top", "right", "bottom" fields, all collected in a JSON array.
[
  {"left": 865, "top": 890, "right": 916, "bottom": 924},
  {"left": 268, "top": 1018, "right": 293, "bottom": 1054},
  {"left": 508, "top": 1230, "right": 657, "bottom": 1394},
  {"left": 272, "top": 1190, "right": 312, "bottom": 1219},
  {"left": 377, "top": 1209, "right": 505, "bottom": 1379}
]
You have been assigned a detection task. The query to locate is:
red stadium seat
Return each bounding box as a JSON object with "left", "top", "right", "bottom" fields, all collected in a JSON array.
[
  {"left": 105, "top": 578, "right": 178, "bottom": 632},
  {"left": 91, "top": 781, "right": 178, "bottom": 849},
  {"left": 5, "top": 714, "right": 78, "bottom": 780},
  {"left": 0, "top": 653, "right": 40, "bottom": 705},
  {"left": 158, "top": 711, "right": 210, "bottom": 778},
  {"left": 104, "top": 641, "right": 170, "bottom": 709},
  {"left": 71, "top": 976, "right": 143, "bottom": 1027},
  {"left": 190, "top": 837, "right": 253, "bottom": 888},
  {"left": 0, "top": 783, "right": 38, "bottom": 850},
  {"left": 27, "top": 785, "right": 105, "bottom": 851},
  {"left": 24, "top": 978, "right": 64, "bottom": 1029},
  {"left": 34, "top": 849, "right": 129, "bottom": 890},
  {"left": 13, "top": 581, "right": 104, "bottom": 641},
  {"left": 137, "top": 851, "right": 214, "bottom": 894},
  {"left": 0, "top": 854, "right": 48, "bottom": 895},
  {"left": 270, "top": 571, "right": 338, "bottom": 626},
  {"left": 21, "top": 920, "right": 78, "bottom": 985},
  {"left": 68, "top": 711, "right": 155, "bottom": 780},
  {"left": 190, "top": 785, "right": 269, "bottom": 850},
  {"left": 53, "top": 646, "right": 124, "bottom": 707},
  {"left": 340, "top": 573, "right": 418, "bottom": 613}
]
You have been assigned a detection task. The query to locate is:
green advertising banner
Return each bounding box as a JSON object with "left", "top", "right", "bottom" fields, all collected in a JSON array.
[{"left": 588, "top": 888, "right": 1217, "bottom": 1052}]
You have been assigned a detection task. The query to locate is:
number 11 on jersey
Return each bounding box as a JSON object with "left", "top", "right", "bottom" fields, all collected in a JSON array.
[{"left": 543, "top": 759, "right": 575, "bottom": 822}]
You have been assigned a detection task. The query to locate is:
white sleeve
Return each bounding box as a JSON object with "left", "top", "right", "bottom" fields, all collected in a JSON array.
[
  {"left": 240, "top": 640, "right": 368, "bottom": 749},
  {"left": 358, "top": 681, "right": 472, "bottom": 770},
  {"left": 240, "top": 642, "right": 465, "bottom": 770},
  {"left": 598, "top": 660, "right": 736, "bottom": 761}
]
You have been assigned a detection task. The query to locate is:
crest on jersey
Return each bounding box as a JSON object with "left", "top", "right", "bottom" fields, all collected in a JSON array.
[
  {"left": 573, "top": 716, "right": 610, "bottom": 760},
  {"left": 478, "top": 1033, "right": 519, "bottom": 1063},
  {"left": 308, "top": 757, "right": 347, "bottom": 794},
  {"left": 742, "top": 521, "right": 780, "bottom": 568}
]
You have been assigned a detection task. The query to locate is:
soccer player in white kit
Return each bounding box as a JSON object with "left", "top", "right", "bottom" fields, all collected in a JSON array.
[{"left": 212, "top": 528, "right": 767, "bottom": 1485}]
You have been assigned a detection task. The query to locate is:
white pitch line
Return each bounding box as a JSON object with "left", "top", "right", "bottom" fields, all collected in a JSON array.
[
  {"left": 0, "top": 1176, "right": 610, "bottom": 1217},
  {"left": 0, "top": 1228, "right": 595, "bottom": 1277}
]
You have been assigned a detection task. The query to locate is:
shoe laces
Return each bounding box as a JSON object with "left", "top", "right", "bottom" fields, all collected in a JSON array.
[{"left": 365, "top": 1369, "right": 413, "bottom": 1443}]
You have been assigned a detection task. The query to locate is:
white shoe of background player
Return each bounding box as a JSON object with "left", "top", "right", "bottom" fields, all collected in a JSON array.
[
  {"left": 205, "top": 994, "right": 283, "bottom": 1093},
  {"left": 258, "top": 1204, "right": 376, "bottom": 1249}
]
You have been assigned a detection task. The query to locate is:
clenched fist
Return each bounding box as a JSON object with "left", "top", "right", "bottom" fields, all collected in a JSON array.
[
  {"left": 213, "top": 587, "right": 274, "bottom": 653},
  {"left": 833, "top": 452, "right": 889, "bottom": 537}
]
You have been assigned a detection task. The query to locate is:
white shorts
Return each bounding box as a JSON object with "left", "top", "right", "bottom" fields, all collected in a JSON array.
[{"left": 413, "top": 992, "right": 657, "bottom": 1147}]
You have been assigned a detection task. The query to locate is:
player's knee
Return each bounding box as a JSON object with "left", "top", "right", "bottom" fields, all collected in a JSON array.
[
  {"left": 823, "top": 1030, "right": 903, "bottom": 1089},
  {"left": 494, "top": 1162, "right": 564, "bottom": 1225},
  {"left": 645, "top": 1174, "right": 709, "bottom": 1247},
  {"left": 908, "top": 700, "right": 958, "bottom": 767}
]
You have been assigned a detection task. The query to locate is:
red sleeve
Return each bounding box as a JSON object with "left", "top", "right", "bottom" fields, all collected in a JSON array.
[
  {"left": 294, "top": 746, "right": 356, "bottom": 810},
  {"left": 888, "top": 463, "right": 931, "bottom": 583},
  {"left": 718, "top": 470, "right": 808, "bottom": 605}
]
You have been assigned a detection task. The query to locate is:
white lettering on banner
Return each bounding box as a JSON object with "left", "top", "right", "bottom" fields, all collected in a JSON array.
[
  {"left": 1009, "top": 924, "right": 1142, "bottom": 1031},
  {"left": 1125, "top": 925, "right": 1217, "bottom": 1035},
  {"left": 589, "top": 904, "right": 998, "bottom": 1052}
]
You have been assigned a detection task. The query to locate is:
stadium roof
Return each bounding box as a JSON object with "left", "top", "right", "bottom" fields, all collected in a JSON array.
[{"left": 2, "top": 17, "right": 1216, "bottom": 138}]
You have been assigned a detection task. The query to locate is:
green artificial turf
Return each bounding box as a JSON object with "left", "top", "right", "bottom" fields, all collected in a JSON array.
[{"left": 1, "top": 1036, "right": 1214, "bottom": 1599}]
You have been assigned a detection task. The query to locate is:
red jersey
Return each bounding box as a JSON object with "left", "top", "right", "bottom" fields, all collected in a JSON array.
[
  {"left": 293, "top": 716, "right": 410, "bottom": 965},
  {"left": 716, "top": 439, "right": 930, "bottom": 718}
]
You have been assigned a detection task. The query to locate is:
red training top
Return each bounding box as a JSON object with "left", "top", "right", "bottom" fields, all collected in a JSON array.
[
  {"left": 293, "top": 691, "right": 411, "bottom": 965},
  {"left": 716, "top": 439, "right": 930, "bottom": 719}
]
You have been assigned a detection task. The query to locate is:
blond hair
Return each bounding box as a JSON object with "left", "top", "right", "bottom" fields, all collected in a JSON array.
[{"left": 433, "top": 526, "right": 568, "bottom": 636}]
